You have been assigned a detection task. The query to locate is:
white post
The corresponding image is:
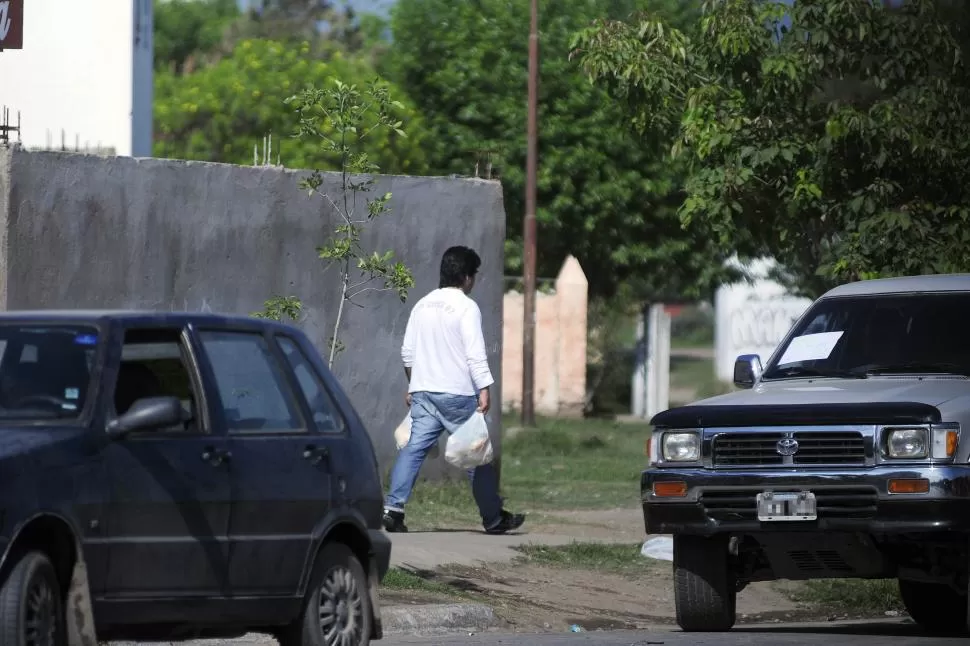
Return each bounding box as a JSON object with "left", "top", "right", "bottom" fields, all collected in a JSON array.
[
  {"left": 657, "top": 304, "right": 671, "bottom": 413},
  {"left": 631, "top": 303, "right": 647, "bottom": 417},
  {"left": 646, "top": 303, "right": 672, "bottom": 418}
]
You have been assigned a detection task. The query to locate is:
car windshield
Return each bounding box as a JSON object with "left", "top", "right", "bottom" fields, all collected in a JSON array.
[
  {"left": 0, "top": 325, "right": 99, "bottom": 419},
  {"left": 762, "top": 292, "right": 970, "bottom": 380}
]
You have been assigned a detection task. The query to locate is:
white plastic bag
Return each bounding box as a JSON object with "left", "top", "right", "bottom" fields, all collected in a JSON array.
[
  {"left": 444, "top": 411, "right": 494, "bottom": 469},
  {"left": 640, "top": 536, "right": 674, "bottom": 562},
  {"left": 394, "top": 412, "right": 439, "bottom": 459}
]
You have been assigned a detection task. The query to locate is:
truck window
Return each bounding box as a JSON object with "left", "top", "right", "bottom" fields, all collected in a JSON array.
[
  {"left": 0, "top": 325, "right": 97, "bottom": 419},
  {"left": 115, "top": 328, "right": 201, "bottom": 433},
  {"left": 764, "top": 292, "right": 970, "bottom": 378},
  {"left": 276, "top": 335, "right": 346, "bottom": 434},
  {"left": 198, "top": 330, "right": 305, "bottom": 433}
]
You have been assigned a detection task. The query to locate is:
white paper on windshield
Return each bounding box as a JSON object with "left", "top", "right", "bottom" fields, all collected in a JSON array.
[{"left": 777, "top": 331, "right": 844, "bottom": 365}]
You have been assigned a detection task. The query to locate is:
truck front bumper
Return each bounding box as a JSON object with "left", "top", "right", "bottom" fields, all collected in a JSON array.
[{"left": 642, "top": 466, "right": 970, "bottom": 536}]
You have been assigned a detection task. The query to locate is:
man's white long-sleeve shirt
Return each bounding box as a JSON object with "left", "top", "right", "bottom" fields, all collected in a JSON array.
[{"left": 401, "top": 287, "right": 495, "bottom": 396}]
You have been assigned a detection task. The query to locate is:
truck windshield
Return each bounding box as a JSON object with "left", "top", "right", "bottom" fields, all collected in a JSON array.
[
  {"left": 762, "top": 292, "right": 970, "bottom": 380},
  {"left": 0, "top": 325, "right": 99, "bottom": 419}
]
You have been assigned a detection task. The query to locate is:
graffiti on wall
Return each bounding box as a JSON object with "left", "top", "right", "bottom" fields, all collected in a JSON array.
[{"left": 715, "top": 281, "right": 812, "bottom": 382}]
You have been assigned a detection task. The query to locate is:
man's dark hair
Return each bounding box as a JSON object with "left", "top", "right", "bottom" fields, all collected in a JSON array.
[{"left": 439, "top": 246, "right": 481, "bottom": 288}]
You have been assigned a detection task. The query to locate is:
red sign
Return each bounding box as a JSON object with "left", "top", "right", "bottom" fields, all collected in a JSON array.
[{"left": 0, "top": 0, "right": 23, "bottom": 50}]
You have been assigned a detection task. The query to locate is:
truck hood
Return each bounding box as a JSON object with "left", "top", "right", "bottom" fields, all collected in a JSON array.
[{"left": 698, "top": 377, "right": 970, "bottom": 408}]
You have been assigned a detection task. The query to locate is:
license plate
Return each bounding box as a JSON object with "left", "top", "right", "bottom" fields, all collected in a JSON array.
[{"left": 756, "top": 491, "right": 817, "bottom": 522}]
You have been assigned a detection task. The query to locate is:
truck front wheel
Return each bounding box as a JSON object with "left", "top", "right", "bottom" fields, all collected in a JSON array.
[
  {"left": 673, "top": 535, "right": 737, "bottom": 632},
  {"left": 899, "top": 579, "right": 968, "bottom": 635}
]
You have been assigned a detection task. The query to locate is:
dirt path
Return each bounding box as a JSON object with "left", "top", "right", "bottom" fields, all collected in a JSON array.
[{"left": 384, "top": 507, "right": 827, "bottom": 633}]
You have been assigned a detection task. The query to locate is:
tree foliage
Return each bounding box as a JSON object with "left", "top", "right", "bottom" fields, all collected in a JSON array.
[
  {"left": 385, "top": 0, "right": 732, "bottom": 301},
  {"left": 574, "top": 0, "right": 970, "bottom": 296},
  {"left": 154, "top": 38, "right": 430, "bottom": 175},
  {"left": 154, "top": 0, "right": 240, "bottom": 73},
  {"left": 154, "top": 0, "right": 391, "bottom": 74}
]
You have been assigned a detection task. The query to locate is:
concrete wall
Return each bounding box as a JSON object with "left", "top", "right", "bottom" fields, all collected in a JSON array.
[
  {"left": 0, "top": 148, "right": 506, "bottom": 478},
  {"left": 714, "top": 257, "right": 811, "bottom": 382},
  {"left": 503, "top": 256, "right": 588, "bottom": 417}
]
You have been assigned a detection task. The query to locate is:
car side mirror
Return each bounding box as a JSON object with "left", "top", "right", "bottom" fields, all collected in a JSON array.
[
  {"left": 733, "top": 354, "right": 763, "bottom": 389},
  {"left": 107, "top": 396, "right": 184, "bottom": 438}
]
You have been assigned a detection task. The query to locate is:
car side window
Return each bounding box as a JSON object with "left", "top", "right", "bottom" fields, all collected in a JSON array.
[
  {"left": 115, "top": 327, "right": 202, "bottom": 433},
  {"left": 276, "top": 336, "right": 346, "bottom": 434},
  {"left": 199, "top": 330, "right": 304, "bottom": 433}
]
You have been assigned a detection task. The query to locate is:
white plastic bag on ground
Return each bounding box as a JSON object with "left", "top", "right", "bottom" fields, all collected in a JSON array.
[
  {"left": 640, "top": 536, "right": 674, "bottom": 562},
  {"left": 394, "top": 412, "right": 439, "bottom": 459},
  {"left": 444, "top": 411, "right": 494, "bottom": 469}
]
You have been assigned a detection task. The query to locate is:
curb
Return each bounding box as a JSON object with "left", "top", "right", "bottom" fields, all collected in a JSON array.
[{"left": 382, "top": 603, "right": 500, "bottom": 635}]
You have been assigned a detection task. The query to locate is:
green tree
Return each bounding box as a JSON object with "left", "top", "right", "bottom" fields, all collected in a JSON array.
[
  {"left": 574, "top": 0, "right": 970, "bottom": 297},
  {"left": 153, "top": 0, "right": 240, "bottom": 73},
  {"left": 154, "top": 38, "right": 430, "bottom": 175},
  {"left": 154, "top": 0, "right": 391, "bottom": 75},
  {"left": 254, "top": 79, "right": 416, "bottom": 367},
  {"left": 385, "top": 0, "right": 731, "bottom": 301}
]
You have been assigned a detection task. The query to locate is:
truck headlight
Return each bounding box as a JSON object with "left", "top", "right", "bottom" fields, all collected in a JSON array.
[
  {"left": 662, "top": 432, "right": 700, "bottom": 462},
  {"left": 887, "top": 428, "right": 928, "bottom": 459}
]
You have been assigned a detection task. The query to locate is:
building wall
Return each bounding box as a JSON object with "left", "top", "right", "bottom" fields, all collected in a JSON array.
[
  {"left": 0, "top": 0, "right": 153, "bottom": 157},
  {"left": 714, "top": 258, "right": 812, "bottom": 382},
  {"left": 502, "top": 256, "right": 588, "bottom": 418},
  {"left": 0, "top": 148, "right": 506, "bottom": 477}
]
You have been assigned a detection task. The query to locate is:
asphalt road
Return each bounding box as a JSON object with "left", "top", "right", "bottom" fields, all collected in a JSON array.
[{"left": 381, "top": 621, "right": 966, "bottom": 646}]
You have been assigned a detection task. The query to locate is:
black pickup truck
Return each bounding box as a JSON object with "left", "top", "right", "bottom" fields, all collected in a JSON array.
[{"left": 0, "top": 311, "right": 389, "bottom": 646}]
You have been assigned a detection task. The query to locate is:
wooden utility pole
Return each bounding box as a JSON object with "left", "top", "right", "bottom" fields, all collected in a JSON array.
[{"left": 521, "top": 0, "right": 539, "bottom": 427}]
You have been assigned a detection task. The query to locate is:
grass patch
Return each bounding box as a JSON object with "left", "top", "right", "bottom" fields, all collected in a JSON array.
[
  {"left": 784, "top": 579, "right": 904, "bottom": 615},
  {"left": 669, "top": 356, "right": 733, "bottom": 404},
  {"left": 501, "top": 416, "right": 649, "bottom": 511},
  {"left": 401, "top": 415, "right": 649, "bottom": 530},
  {"left": 381, "top": 567, "right": 466, "bottom": 597},
  {"left": 514, "top": 541, "right": 660, "bottom": 576}
]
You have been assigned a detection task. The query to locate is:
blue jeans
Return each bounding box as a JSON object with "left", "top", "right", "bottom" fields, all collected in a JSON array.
[{"left": 384, "top": 391, "right": 504, "bottom": 529}]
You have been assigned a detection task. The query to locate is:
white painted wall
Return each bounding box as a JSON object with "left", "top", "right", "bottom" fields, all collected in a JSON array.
[
  {"left": 0, "top": 0, "right": 152, "bottom": 157},
  {"left": 714, "top": 258, "right": 813, "bottom": 382}
]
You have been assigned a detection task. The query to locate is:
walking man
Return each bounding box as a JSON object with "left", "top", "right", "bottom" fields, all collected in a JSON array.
[{"left": 383, "top": 246, "right": 526, "bottom": 535}]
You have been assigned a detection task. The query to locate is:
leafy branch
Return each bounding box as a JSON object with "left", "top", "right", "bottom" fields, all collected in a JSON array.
[{"left": 254, "top": 78, "right": 415, "bottom": 368}]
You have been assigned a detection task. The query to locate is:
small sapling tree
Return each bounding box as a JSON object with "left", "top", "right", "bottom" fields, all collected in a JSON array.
[{"left": 253, "top": 78, "right": 415, "bottom": 368}]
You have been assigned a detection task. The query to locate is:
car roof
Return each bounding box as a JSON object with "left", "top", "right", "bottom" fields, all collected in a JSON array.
[
  {"left": 821, "top": 274, "right": 970, "bottom": 298},
  {"left": 0, "top": 310, "right": 291, "bottom": 330}
]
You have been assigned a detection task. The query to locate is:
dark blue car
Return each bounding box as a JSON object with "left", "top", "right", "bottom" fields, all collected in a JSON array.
[{"left": 0, "top": 311, "right": 389, "bottom": 645}]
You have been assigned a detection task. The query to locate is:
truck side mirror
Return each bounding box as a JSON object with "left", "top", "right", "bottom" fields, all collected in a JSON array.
[
  {"left": 733, "top": 354, "right": 762, "bottom": 389},
  {"left": 107, "top": 396, "right": 184, "bottom": 438}
]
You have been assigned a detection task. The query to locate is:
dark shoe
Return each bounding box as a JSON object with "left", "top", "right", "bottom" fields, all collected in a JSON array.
[
  {"left": 382, "top": 509, "right": 408, "bottom": 533},
  {"left": 484, "top": 510, "right": 526, "bottom": 535}
]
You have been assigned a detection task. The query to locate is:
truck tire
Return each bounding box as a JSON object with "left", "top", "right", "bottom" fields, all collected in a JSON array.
[
  {"left": 279, "top": 542, "right": 372, "bottom": 646},
  {"left": 673, "top": 535, "right": 736, "bottom": 632},
  {"left": 899, "top": 579, "right": 968, "bottom": 635},
  {"left": 0, "top": 551, "right": 65, "bottom": 646}
]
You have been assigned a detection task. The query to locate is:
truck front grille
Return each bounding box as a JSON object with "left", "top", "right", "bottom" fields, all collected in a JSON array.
[
  {"left": 712, "top": 431, "right": 866, "bottom": 467},
  {"left": 699, "top": 486, "right": 879, "bottom": 522}
]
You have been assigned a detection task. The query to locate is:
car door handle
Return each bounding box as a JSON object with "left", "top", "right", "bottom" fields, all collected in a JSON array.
[
  {"left": 202, "top": 446, "right": 231, "bottom": 466},
  {"left": 303, "top": 444, "right": 329, "bottom": 465}
]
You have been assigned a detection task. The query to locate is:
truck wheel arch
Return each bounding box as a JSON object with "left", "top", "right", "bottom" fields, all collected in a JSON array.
[
  {"left": 0, "top": 512, "right": 99, "bottom": 646},
  {"left": 0, "top": 513, "right": 79, "bottom": 592},
  {"left": 302, "top": 514, "right": 383, "bottom": 641},
  {"left": 303, "top": 516, "right": 373, "bottom": 595}
]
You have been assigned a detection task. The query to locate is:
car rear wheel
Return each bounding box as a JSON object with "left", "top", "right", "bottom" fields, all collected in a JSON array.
[
  {"left": 899, "top": 578, "right": 968, "bottom": 636},
  {"left": 0, "top": 551, "right": 64, "bottom": 646},
  {"left": 279, "top": 542, "right": 372, "bottom": 646},
  {"left": 673, "top": 534, "right": 737, "bottom": 632}
]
